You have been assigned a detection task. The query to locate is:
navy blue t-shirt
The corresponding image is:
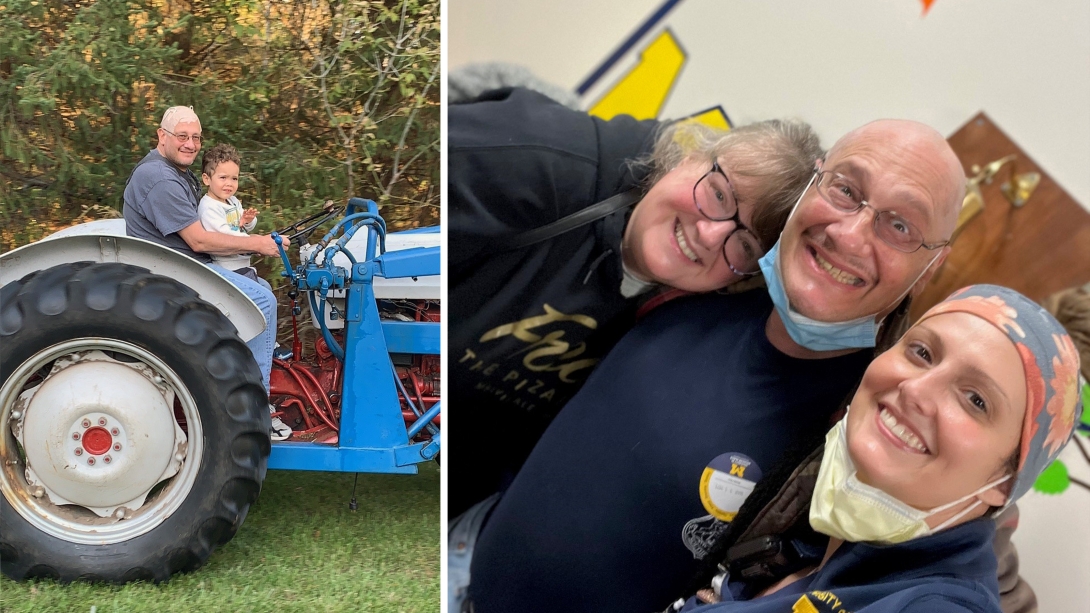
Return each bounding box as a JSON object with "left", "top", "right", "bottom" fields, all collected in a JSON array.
[{"left": 469, "top": 290, "right": 872, "bottom": 613}]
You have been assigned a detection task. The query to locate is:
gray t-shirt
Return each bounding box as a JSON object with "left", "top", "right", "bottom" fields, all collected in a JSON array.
[{"left": 123, "top": 149, "right": 212, "bottom": 263}]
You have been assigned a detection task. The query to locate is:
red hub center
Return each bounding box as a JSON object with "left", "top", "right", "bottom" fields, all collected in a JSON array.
[{"left": 82, "top": 426, "right": 113, "bottom": 456}]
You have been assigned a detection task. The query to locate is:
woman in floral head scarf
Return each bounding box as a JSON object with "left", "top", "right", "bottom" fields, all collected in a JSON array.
[{"left": 674, "top": 285, "right": 1082, "bottom": 613}]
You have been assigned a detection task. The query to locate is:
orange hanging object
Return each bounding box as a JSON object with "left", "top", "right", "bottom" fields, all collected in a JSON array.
[{"left": 920, "top": 0, "right": 937, "bottom": 15}]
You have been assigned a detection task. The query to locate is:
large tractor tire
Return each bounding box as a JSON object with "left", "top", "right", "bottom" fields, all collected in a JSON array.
[{"left": 0, "top": 262, "right": 270, "bottom": 583}]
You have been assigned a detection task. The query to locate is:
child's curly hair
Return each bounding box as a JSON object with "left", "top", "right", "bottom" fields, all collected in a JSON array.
[{"left": 201, "top": 143, "right": 241, "bottom": 176}]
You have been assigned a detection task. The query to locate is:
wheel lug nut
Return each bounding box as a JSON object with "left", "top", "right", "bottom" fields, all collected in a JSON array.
[
  {"left": 114, "top": 443, "right": 122, "bottom": 451},
  {"left": 87, "top": 457, "right": 95, "bottom": 465},
  {"left": 82, "top": 419, "right": 91, "bottom": 428},
  {"left": 98, "top": 417, "right": 107, "bottom": 426},
  {"left": 111, "top": 428, "right": 120, "bottom": 436},
  {"left": 75, "top": 448, "right": 83, "bottom": 456},
  {"left": 73, "top": 432, "right": 81, "bottom": 440},
  {"left": 115, "top": 508, "right": 126, "bottom": 519},
  {"left": 32, "top": 486, "right": 45, "bottom": 498},
  {"left": 10, "top": 410, "right": 21, "bottom": 420},
  {"left": 103, "top": 456, "right": 112, "bottom": 464}
]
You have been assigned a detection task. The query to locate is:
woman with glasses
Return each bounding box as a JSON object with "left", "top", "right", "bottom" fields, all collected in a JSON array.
[
  {"left": 449, "top": 87, "right": 822, "bottom": 519},
  {"left": 665, "top": 285, "right": 1082, "bottom": 613}
]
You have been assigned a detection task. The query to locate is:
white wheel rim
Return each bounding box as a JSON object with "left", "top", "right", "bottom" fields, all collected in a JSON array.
[{"left": 1, "top": 338, "right": 205, "bottom": 545}]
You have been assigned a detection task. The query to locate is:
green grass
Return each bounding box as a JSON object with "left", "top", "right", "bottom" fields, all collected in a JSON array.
[{"left": 0, "top": 466, "right": 439, "bottom": 613}]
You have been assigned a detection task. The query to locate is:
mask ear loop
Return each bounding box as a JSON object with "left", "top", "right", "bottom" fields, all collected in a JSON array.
[
  {"left": 782, "top": 168, "right": 820, "bottom": 227},
  {"left": 719, "top": 170, "right": 818, "bottom": 298},
  {"left": 876, "top": 248, "right": 944, "bottom": 333},
  {"left": 772, "top": 171, "right": 819, "bottom": 279},
  {"left": 928, "top": 474, "right": 1012, "bottom": 533},
  {"left": 766, "top": 161, "right": 821, "bottom": 258}
]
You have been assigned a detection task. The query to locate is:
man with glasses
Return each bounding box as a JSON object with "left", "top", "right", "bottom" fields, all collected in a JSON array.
[
  {"left": 123, "top": 106, "right": 286, "bottom": 407},
  {"left": 465, "top": 119, "right": 974, "bottom": 613},
  {"left": 765, "top": 119, "right": 962, "bottom": 355}
]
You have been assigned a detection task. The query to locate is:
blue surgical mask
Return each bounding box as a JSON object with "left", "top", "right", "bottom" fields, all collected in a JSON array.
[{"left": 758, "top": 242, "right": 880, "bottom": 351}]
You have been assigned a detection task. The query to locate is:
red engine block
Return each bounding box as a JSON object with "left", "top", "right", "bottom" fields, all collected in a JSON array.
[{"left": 269, "top": 300, "right": 440, "bottom": 444}]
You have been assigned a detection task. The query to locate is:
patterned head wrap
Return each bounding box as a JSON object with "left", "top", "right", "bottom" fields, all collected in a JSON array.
[{"left": 917, "top": 284, "right": 1083, "bottom": 507}]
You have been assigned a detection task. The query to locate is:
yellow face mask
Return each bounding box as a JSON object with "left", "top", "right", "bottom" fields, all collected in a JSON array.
[{"left": 808, "top": 415, "right": 1009, "bottom": 545}]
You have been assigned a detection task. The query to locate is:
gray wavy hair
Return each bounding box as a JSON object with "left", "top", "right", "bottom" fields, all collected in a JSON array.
[{"left": 634, "top": 118, "right": 823, "bottom": 249}]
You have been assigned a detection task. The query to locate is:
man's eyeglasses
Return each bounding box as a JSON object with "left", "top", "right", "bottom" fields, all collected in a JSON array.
[
  {"left": 693, "top": 160, "right": 764, "bottom": 276},
  {"left": 162, "top": 128, "right": 203, "bottom": 145},
  {"left": 813, "top": 171, "right": 949, "bottom": 253}
]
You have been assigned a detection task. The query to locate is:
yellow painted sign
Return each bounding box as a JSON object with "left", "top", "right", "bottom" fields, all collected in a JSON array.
[{"left": 586, "top": 27, "right": 730, "bottom": 130}]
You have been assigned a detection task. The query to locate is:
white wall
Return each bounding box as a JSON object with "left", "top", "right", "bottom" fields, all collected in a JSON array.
[
  {"left": 1011, "top": 439, "right": 1090, "bottom": 613},
  {"left": 448, "top": 0, "right": 1090, "bottom": 210}
]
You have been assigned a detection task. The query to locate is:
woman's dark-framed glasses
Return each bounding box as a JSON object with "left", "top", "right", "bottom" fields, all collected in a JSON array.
[
  {"left": 814, "top": 171, "right": 949, "bottom": 253},
  {"left": 693, "top": 160, "right": 764, "bottom": 276}
]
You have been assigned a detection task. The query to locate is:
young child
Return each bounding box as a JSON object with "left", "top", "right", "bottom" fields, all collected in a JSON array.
[
  {"left": 198, "top": 143, "right": 261, "bottom": 282},
  {"left": 199, "top": 144, "right": 293, "bottom": 440}
]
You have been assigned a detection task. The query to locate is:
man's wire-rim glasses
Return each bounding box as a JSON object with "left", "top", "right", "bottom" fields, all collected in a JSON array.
[
  {"left": 161, "top": 128, "right": 203, "bottom": 145},
  {"left": 813, "top": 170, "right": 949, "bottom": 253}
]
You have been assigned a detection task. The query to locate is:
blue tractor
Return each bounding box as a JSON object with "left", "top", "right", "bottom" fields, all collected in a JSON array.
[{"left": 0, "top": 200, "right": 439, "bottom": 582}]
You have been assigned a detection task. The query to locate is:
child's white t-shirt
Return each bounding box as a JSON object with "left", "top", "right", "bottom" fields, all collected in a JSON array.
[{"left": 197, "top": 194, "right": 257, "bottom": 270}]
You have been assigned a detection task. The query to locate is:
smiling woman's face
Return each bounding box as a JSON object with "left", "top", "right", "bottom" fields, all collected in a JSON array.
[
  {"left": 623, "top": 156, "right": 763, "bottom": 292},
  {"left": 846, "top": 312, "right": 1026, "bottom": 521}
]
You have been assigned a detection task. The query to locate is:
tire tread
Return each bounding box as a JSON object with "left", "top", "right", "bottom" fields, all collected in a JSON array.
[{"left": 1, "top": 262, "right": 269, "bottom": 584}]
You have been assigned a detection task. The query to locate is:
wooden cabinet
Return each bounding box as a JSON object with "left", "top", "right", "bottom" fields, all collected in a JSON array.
[{"left": 910, "top": 113, "right": 1090, "bottom": 319}]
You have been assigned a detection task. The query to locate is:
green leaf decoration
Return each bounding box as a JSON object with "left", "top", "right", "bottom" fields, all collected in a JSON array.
[{"left": 1033, "top": 459, "right": 1070, "bottom": 495}]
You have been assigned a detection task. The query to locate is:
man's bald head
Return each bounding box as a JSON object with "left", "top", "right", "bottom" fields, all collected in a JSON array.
[
  {"left": 826, "top": 119, "right": 965, "bottom": 236},
  {"left": 160, "top": 106, "right": 201, "bottom": 133}
]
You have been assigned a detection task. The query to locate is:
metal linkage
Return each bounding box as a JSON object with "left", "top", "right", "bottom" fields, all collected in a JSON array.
[
  {"left": 275, "top": 200, "right": 340, "bottom": 243},
  {"left": 266, "top": 198, "right": 440, "bottom": 473}
]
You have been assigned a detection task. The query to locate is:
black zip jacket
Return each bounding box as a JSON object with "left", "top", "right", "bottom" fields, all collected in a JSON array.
[{"left": 449, "top": 87, "right": 659, "bottom": 516}]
